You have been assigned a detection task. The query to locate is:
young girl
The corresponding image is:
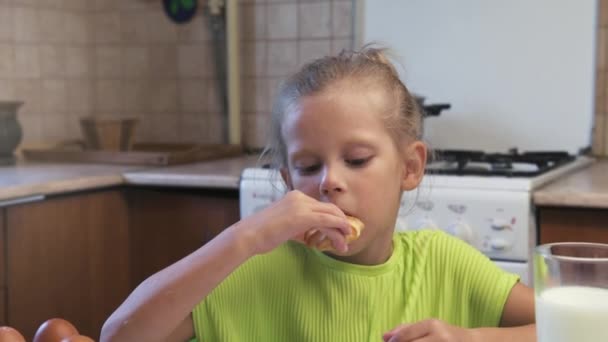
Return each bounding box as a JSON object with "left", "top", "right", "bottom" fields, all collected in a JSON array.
[{"left": 101, "top": 47, "right": 536, "bottom": 342}]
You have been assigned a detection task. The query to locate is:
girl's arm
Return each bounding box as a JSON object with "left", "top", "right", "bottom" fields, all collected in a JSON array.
[
  {"left": 100, "top": 190, "right": 350, "bottom": 342},
  {"left": 100, "top": 224, "right": 255, "bottom": 342},
  {"left": 383, "top": 283, "right": 537, "bottom": 342}
]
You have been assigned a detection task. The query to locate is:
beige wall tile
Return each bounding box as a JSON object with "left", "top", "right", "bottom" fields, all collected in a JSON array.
[
  {"left": 147, "top": 81, "right": 178, "bottom": 113},
  {"left": 299, "top": 2, "right": 331, "bottom": 38},
  {"left": 94, "top": 12, "right": 121, "bottom": 43},
  {"left": 66, "top": 113, "right": 86, "bottom": 140},
  {"left": 40, "top": 45, "right": 66, "bottom": 78},
  {"left": 19, "top": 114, "right": 43, "bottom": 143},
  {"left": 66, "top": 46, "right": 92, "bottom": 78},
  {"left": 179, "top": 113, "right": 207, "bottom": 143},
  {"left": 596, "top": 71, "right": 605, "bottom": 114},
  {"left": 65, "top": 12, "right": 90, "bottom": 44},
  {"left": 63, "top": 0, "right": 91, "bottom": 11},
  {"left": 95, "top": 80, "right": 123, "bottom": 113},
  {"left": 41, "top": 80, "right": 67, "bottom": 113},
  {"left": 13, "top": 80, "right": 41, "bottom": 117},
  {"left": 149, "top": 113, "right": 180, "bottom": 142},
  {"left": 604, "top": 110, "right": 608, "bottom": 154},
  {"left": 178, "top": 14, "right": 212, "bottom": 42},
  {"left": 601, "top": 0, "right": 608, "bottom": 27},
  {"left": 14, "top": 7, "right": 39, "bottom": 43},
  {"left": 178, "top": 44, "right": 209, "bottom": 77},
  {"left": 242, "top": 78, "right": 269, "bottom": 112},
  {"left": 0, "top": 80, "right": 15, "bottom": 101},
  {"left": 41, "top": 114, "right": 68, "bottom": 142},
  {"left": 94, "top": 0, "right": 120, "bottom": 11},
  {"left": 124, "top": 46, "right": 149, "bottom": 79},
  {"left": 241, "top": 3, "right": 266, "bottom": 40},
  {"left": 204, "top": 112, "right": 225, "bottom": 143},
  {"left": 593, "top": 113, "right": 605, "bottom": 155},
  {"left": 0, "top": 44, "right": 14, "bottom": 78},
  {"left": 267, "top": 41, "right": 298, "bottom": 76},
  {"left": 121, "top": 12, "right": 148, "bottom": 43},
  {"left": 179, "top": 79, "right": 208, "bottom": 113},
  {"left": 123, "top": 80, "right": 147, "bottom": 112},
  {"left": 66, "top": 80, "right": 93, "bottom": 113},
  {"left": 144, "top": 11, "right": 178, "bottom": 43},
  {"left": 267, "top": 3, "right": 298, "bottom": 39},
  {"left": 332, "top": 0, "right": 352, "bottom": 38},
  {"left": 14, "top": 45, "right": 40, "bottom": 79},
  {"left": 207, "top": 81, "right": 223, "bottom": 113},
  {"left": 298, "top": 39, "right": 331, "bottom": 66},
  {"left": 598, "top": 28, "right": 607, "bottom": 71},
  {"left": 267, "top": 77, "right": 283, "bottom": 111},
  {"left": 331, "top": 38, "right": 352, "bottom": 54},
  {"left": 242, "top": 41, "right": 266, "bottom": 76},
  {"left": 39, "top": 9, "right": 67, "bottom": 43},
  {"left": 242, "top": 112, "right": 269, "bottom": 148},
  {"left": 149, "top": 46, "right": 177, "bottom": 78},
  {"left": 0, "top": 6, "right": 14, "bottom": 42},
  {"left": 95, "top": 46, "right": 122, "bottom": 78}
]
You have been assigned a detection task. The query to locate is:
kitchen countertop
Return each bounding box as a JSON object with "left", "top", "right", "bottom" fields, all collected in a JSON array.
[
  {"left": 3, "top": 154, "right": 607, "bottom": 209},
  {"left": 0, "top": 160, "right": 142, "bottom": 204},
  {"left": 533, "top": 158, "right": 608, "bottom": 209},
  {"left": 123, "top": 155, "right": 262, "bottom": 189},
  {"left": 0, "top": 155, "right": 262, "bottom": 204}
]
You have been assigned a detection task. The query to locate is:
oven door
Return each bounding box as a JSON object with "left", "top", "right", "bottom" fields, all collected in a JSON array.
[{"left": 493, "top": 260, "right": 530, "bottom": 286}]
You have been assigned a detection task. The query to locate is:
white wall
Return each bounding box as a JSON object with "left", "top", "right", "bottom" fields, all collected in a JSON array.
[{"left": 359, "top": 0, "right": 597, "bottom": 154}]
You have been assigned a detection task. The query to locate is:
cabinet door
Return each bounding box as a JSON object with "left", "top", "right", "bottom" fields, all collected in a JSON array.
[
  {"left": 127, "top": 188, "right": 239, "bottom": 286},
  {"left": 6, "top": 190, "right": 130, "bottom": 341},
  {"left": 539, "top": 207, "right": 608, "bottom": 244},
  {"left": 0, "top": 208, "right": 5, "bottom": 325}
]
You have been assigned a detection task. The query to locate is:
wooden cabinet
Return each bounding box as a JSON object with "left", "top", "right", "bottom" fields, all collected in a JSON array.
[
  {"left": 538, "top": 207, "right": 608, "bottom": 244},
  {"left": 5, "top": 189, "right": 130, "bottom": 341},
  {"left": 0, "top": 186, "right": 239, "bottom": 340},
  {"left": 126, "top": 187, "right": 239, "bottom": 286},
  {"left": 0, "top": 208, "right": 5, "bottom": 325}
]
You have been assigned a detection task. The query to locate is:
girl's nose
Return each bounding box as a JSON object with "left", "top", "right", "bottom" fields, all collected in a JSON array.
[{"left": 319, "top": 166, "right": 346, "bottom": 195}]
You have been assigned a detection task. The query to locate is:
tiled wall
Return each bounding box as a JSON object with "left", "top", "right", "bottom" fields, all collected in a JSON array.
[
  {"left": 595, "top": 0, "right": 608, "bottom": 156},
  {"left": 240, "top": 0, "right": 354, "bottom": 148},
  {"left": 0, "top": 0, "right": 354, "bottom": 149}
]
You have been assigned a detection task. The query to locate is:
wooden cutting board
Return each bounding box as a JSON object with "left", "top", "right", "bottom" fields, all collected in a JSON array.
[{"left": 21, "top": 142, "right": 244, "bottom": 166}]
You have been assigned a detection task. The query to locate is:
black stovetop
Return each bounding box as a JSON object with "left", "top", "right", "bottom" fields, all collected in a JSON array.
[{"left": 427, "top": 149, "right": 576, "bottom": 177}]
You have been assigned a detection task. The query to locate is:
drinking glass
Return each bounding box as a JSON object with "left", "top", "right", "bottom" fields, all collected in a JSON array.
[{"left": 534, "top": 242, "right": 608, "bottom": 342}]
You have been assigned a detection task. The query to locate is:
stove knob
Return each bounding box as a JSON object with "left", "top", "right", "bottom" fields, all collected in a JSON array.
[
  {"left": 490, "top": 238, "right": 511, "bottom": 251},
  {"left": 414, "top": 218, "right": 439, "bottom": 230},
  {"left": 446, "top": 221, "right": 474, "bottom": 244},
  {"left": 490, "top": 218, "right": 511, "bottom": 231}
]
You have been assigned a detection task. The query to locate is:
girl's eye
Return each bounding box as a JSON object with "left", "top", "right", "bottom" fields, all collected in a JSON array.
[
  {"left": 346, "top": 157, "right": 371, "bottom": 167},
  {"left": 295, "top": 164, "right": 321, "bottom": 175}
]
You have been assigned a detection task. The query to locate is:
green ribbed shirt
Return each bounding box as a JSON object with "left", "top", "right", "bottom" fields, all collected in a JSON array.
[{"left": 192, "top": 230, "right": 519, "bottom": 341}]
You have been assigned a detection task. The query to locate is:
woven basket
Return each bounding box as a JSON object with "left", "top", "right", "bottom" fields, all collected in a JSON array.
[{"left": 80, "top": 117, "right": 139, "bottom": 151}]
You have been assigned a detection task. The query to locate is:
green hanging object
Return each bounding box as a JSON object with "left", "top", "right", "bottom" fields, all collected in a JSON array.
[{"left": 163, "top": 0, "right": 198, "bottom": 24}]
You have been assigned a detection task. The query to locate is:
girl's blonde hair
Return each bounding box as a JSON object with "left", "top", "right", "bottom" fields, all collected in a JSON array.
[{"left": 262, "top": 45, "right": 424, "bottom": 169}]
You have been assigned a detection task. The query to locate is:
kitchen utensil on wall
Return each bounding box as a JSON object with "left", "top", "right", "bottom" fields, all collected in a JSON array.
[
  {"left": 0, "top": 101, "right": 24, "bottom": 165},
  {"left": 163, "top": 0, "right": 198, "bottom": 24}
]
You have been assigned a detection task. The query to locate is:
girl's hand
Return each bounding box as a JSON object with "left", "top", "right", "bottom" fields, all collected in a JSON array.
[
  {"left": 383, "top": 319, "right": 475, "bottom": 342},
  {"left": 237, "top": 190, "right": 352, "bottom": 255}
]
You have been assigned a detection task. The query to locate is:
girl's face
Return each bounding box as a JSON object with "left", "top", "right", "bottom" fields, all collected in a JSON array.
[{"left": 280, "top": 86, "right": 426, "bottom": 264}]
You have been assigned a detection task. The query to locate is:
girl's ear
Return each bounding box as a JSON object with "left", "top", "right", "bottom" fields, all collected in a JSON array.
[
  {"left": 280, "top": 167, "right": 294, "bottom": 190},
  {"left": 401, "top": 141, "right": 427, "bottom": 191}
]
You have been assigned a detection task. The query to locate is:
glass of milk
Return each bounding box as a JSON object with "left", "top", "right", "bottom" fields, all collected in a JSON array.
[{"left": 534, "top": 242, "right": 608, "bottom": 342}]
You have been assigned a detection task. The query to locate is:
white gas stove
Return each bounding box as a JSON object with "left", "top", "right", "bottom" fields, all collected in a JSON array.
[{"left": 239, "top": 153, "right": 593, "bottom": 285}]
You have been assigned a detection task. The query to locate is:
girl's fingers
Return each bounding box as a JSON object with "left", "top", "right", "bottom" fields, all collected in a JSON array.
[
  {"left": 384, "top": 322, "right": 430, "bottom": 342},
  {"left": 308, "top": 211, "right": 351, "bottom": 236}
]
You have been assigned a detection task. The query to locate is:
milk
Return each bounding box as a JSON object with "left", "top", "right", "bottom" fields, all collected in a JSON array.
[{"left": 535, "top": 286, "right": 608, "bottom": 342}]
